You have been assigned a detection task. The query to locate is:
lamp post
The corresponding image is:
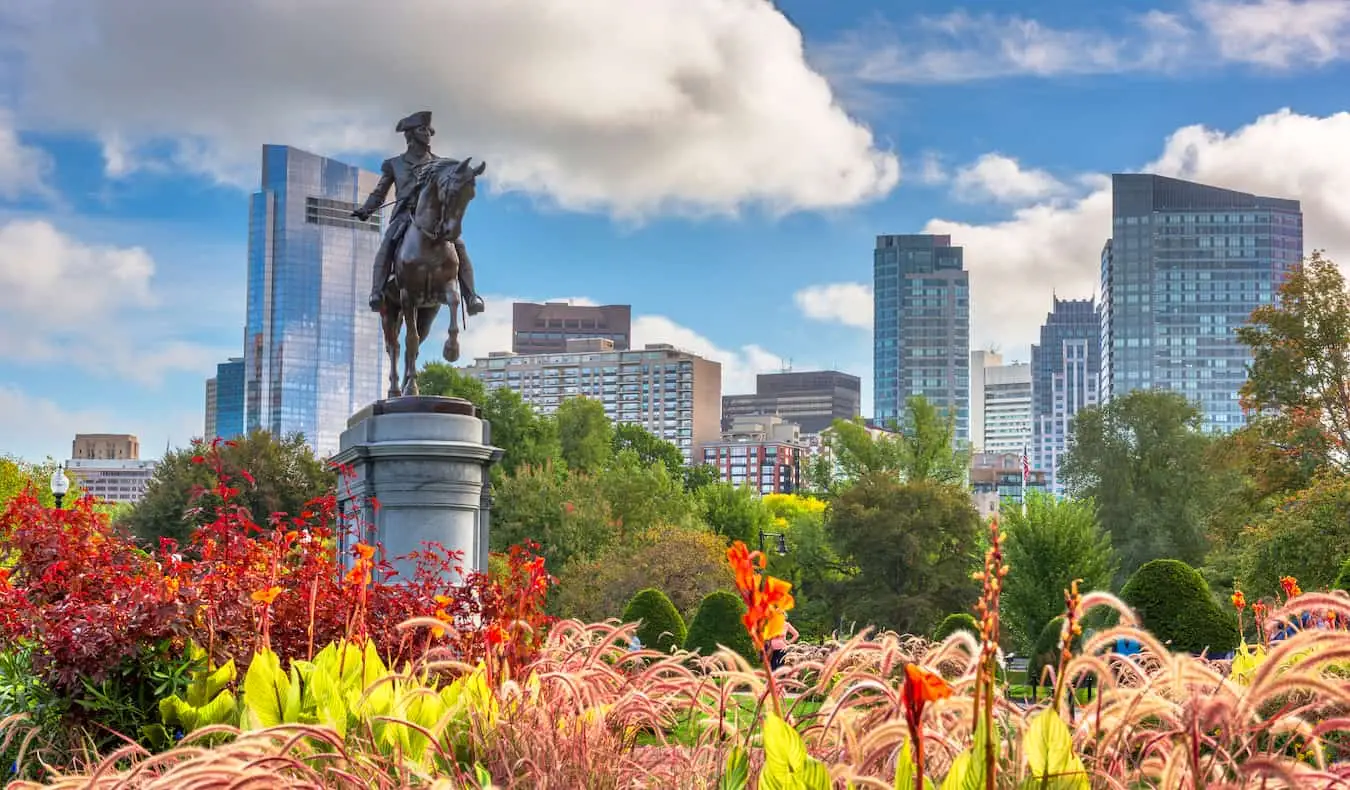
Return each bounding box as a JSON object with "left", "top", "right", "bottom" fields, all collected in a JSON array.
[
  {"left": 50, "top": 464, "right": 70, "bottom": 510},
  {"left": 758, "top": 529, "right": 788, "bottom": 556}
]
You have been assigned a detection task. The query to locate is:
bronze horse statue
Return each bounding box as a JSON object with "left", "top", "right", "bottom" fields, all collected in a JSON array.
[{"left": 379, "top": 156, "right": 486, "bottom": 398}]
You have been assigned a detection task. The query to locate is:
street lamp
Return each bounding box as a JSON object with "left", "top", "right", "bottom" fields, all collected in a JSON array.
[
  {"left": 758, "top": 529, "right": 787, "bottom": 556},
  {"left": 50, "top": 464, "right": 70, "bottom": 510}
]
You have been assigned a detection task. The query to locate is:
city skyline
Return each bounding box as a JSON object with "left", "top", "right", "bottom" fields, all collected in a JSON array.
[{"left": 2, "top": 1, "right": 1349, "bottom": 461}]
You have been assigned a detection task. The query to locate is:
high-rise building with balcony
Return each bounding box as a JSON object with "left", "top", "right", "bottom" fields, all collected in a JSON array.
[
  {"left": 982, "top": 362, "right": 1032, "bottom": 456},
  {"left": 1101, "top": 174, "right": 1303, "bottom": 431},
  {"left": 511, "top": 302, "right": 631, "bottom": 354},
  {"left": 721, "top": 370, "right": 861, "bottom": 435},
  {"left": 243, "top": 145, "right": 387, "bottom": 457},
  {"left": 968, "top": 349, "right": 1000, "bottom": 453},
  {"left": 463, "top": 339, "right": 721, "bottom": 463},
  {"left": 873, "top": 234, "right": 970, "bottom": 442},
  {"left": 701, "top": 414, "right": 807, "bottom": 495},
  {"left": 1031, "top": 298, "right": 1100, "bottom": 493}
]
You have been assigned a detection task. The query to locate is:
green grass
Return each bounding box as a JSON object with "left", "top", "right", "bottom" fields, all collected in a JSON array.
[{"left": 639, "top": 692, "right": 823, "bottom": 747}]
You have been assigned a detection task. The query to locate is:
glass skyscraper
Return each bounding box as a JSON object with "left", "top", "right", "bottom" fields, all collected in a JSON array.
[
  {"left": 244, "top": 145, "right": 387, "bottom": 457},
  {"left": 210, "top": 357, "right": 245, "bottom": 441},
  {"left": 1031, "top": 298, "right": 1099, "bottom": 493},
  {"left": 1100, "top": 174, "right": 1303, "bottom": 432},
  {"left": 872, "top": 234, "right": 970, "bottom": 442}
]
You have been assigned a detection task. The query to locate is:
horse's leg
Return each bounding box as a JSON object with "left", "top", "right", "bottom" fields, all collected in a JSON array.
[
  {"left": 383, "top": 304, "right": 401, "bottom": 400},
  {"left": 442, "top": 248, "right": 462, "bottom": 363},
  {"left": 402, "top": 290, "right": 420, "bottom": 396}
]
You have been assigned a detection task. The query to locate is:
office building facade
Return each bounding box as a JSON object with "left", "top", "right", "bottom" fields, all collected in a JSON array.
[
  {"left": 206, "top": 357, "right": 245, "bottom": 441},
  {"left": 722, "top": 370, "right": 861, "bottom": 435},
  {"left": 968, "top": 350, "right": 1000, "bottom": 453},
  {"left": 1031, "top": 298, "right": 1100, "bottom": 493},
  {"left": 701, "top": 414, "right": 806, "bottom": 495},
  {"left": 72, "top": 433, "right": 140, "bottom": 461},
  {"left": 244, "top": 145, "right": 387, "bottom": 457},
  {"left": 982, "top": 362, "right": 1032, "bottom": 456},
  {"left": 66, "top": 459, "right": 158, "bottom": 504},
  {"left": 873, "top": 234, "right": 970, "bottom": 442},
  {"left": 512, "top": 302, "right": 631, "bottom": 354},
  {"left": 463, "top": 339, "right": 721, "bottom": 462},
  {"left": 1101, "top": 174, "right": 1303, "bottom": 431}
]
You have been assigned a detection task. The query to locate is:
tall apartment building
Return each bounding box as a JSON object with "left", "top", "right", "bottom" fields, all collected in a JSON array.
[
  {"left": 1031, "top": 298, "right": 1100, "bottom": 493},
  {"left": 968, "top": 349, "right": 1001, "bottom": 452},
  {"left": 463, "top": 339, "right": 721, "bottom": 462},
  {"left": 512, "top": 302, "right": 631, "bottom": 354},
  {"left": 721, "top": 370, "right": 861, "bottom": 435},
  {"left": 67, "top": 433, "right": 155, "bottom": 504},
  {"left": 873, "top": 234, "right": 970, "bottom": 442},
  {"left": 982, "top": 362, "right": 1032, "bottom": 455},
  {"left": 205, "top": 357, "right": 245, "bottom": 441},
  {"left": 701, "top": 414, "right": 806, "bottom": 495},
  {"left": 1101, "top": 174, "right": 1303, "bottom": 431},
  {"left": 244, "top": 145, "right": 387, "bottom": 457},
  {"left": 72, "top": 433, "right": 139, "bottom": 460}
]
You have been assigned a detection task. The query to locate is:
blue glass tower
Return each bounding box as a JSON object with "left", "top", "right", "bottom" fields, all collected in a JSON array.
[
  {"left": 872, "top": 234, "right": 970, "bottom": 442},
  {"left": 214, "top": 357, "right": 245, "bottom": 440},
  {"left": 244, "top": 145, "right": 387, "bottom": 457},
  {"left": 1101, "top": 174, "right": 1303, "bottom": 432},
  {"left": 1031, "top": 298, "right": 1100, "bottom": 493}
]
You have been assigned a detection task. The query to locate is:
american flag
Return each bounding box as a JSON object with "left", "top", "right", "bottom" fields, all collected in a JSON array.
[{"left": 1021, "top": 449, "right": 1030, "bottom": 482}]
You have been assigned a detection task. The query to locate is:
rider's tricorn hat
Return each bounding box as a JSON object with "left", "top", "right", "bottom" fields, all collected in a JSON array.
[{"left": 396, "top": 110, "right": 433, "bottom": 133}]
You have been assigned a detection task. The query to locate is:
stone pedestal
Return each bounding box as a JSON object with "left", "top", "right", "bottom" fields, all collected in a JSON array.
[{"left": 332, "top": 396, "right": 503, "bottom": 583}]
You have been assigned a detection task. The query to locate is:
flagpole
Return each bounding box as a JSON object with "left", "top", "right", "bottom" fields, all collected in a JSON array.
[{"left": 1021, "top": 445, "right": 1028, "bottom": 518}]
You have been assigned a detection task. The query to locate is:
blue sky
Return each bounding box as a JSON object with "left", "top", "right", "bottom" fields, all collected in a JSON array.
[{"left": 1, "top": 0, "right": 1348, "bottom": 462}]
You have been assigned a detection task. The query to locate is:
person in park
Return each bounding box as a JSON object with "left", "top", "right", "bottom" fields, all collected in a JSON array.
[{"left": 767, "top": 615, "right": 799, "bottom": 670}]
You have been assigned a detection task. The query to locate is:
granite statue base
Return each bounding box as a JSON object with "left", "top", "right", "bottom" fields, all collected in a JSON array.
[{"left": 331, "top": 396, "right": 503, "bottom": 584}]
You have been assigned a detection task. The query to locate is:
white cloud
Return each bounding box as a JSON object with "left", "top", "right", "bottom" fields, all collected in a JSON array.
[
  {"left": 1193, "top": 0, "right": 1350, "bottom": 67},
  {"left": 951, "top": 154, "right": 1073, "bottom": 205},
  {"left": 793, "top": 282, "right": 873, "bottom": 329},
  {"left": 0, "top": 385, "right": 202, "bottom": 462},
  {"left": 0, "top": 0, "right": 898, "bottom": 219},
  {"left": 0, "top": 109, "right": 55, "bottom": 202},
  {"left": 817, "top": 1, "right": 1347, "bottom": 85},
  {"left": 0, "top": 219, "right": 231, "bottom": 384},
  {"left": 795, "top": 108, "right": 1350, "bottom": 360}
]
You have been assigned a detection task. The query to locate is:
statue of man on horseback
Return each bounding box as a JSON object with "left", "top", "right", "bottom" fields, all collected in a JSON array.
[
  {"left": 352, "top": 110, "right": 485, "bottom": 317},
  {"left": 351, "top": 110, "right": 488, "bottom": 397}
]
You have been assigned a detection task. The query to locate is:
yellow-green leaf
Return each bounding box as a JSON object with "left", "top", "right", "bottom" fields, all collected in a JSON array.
[
  {"left": 894, "top": 739, "right": 935, "bottom": 790},
  {"left": 758, "top": 713, "right": 832, "bottom": 790},
  {"left": 1021, "top": 708, "right": 1089, "bottom": 790},
  {"left": 241, "top": 647, "right": 289, "bottom": 729},
  {"left": 721, "top": 745, "right": 750, "bottom": 790}
]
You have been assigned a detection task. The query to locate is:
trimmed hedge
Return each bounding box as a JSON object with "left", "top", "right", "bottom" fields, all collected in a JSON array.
[
  {"left": 1119, "top": 559, "right": 1238, "bottom": 655},
  {"left": 684, "top": 590, "right": 758, "bottom": 662},
  {"left": 621, "top": 588, "right": 687, "bottom": 654},
  {"left": 1027, "top": 616, "right": 1075, "bottom": 692},
  {"left": 933, "top": 613, "right": 980, "bottom": 642}
]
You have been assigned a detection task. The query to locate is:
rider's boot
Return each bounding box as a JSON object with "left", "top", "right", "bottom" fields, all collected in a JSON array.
[
  {"left": 369, "top": 257, "right": 390, "bottom": 312},
  {"left": 456, "top": 242, "right": 486, "bottom": 315}
]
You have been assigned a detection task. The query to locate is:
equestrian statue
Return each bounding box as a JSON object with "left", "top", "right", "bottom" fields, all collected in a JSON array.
[{"left": 352, "top": 110, "right": 486, "bottom": 398}]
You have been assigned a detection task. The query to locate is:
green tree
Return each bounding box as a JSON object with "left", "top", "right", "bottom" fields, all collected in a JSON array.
[
  {"left": 0, "top": 456, "right": 63, "bottom": 508},
  {"left": 553, "top": 524, "right": 730, "bottom": 623},
  {"left": 611, "top": 423, "right": 683, "bottom": 477},
  {"left": 416, "top": 362, "right": 487, "bottom": 406},
  {"left": 827, "top": 475, "right": 982, "bottom": 636},
  {"left": 892, "top": 395, "right": 970, "bottom": 485},
  {"left": 1237, "top": 251, "right": 1350, "bottom": 472},
  {"left": 817, "top": 396, "right": 968, "bottom": 492},
  {"left": 598, "top": 449, "right": 696, "bottom": 533},
  {"left": 621, "top": 588, "right": 687, "bottom": 654},
  {"left": 490, "top": 463, "right": 613, "bottom": 573},
  {"left": 483, "top": 387, "right": 561, "bottom": 477},
  {"left": 126, "top": 431, "right": 334, "bottom": 548},
  {"left": 681, "top": 463, "right": 721, "bottom": 493},
  {"left": 556, "top": 397, "right": 613, "bottom": 473},
  {"left": 1119, "top": 559, "right": 1238, "bottom": 655},
  {"left": 1062, "top": 390, "right": 1221, "bottom": 582},
  {"left": 1238, "top": 474, "right": 1350, "bottom": 596},
  {"left": 697, "top": 482, "right": 773, "bottom": 546},
  {"left": 999, "top": 492, "right": 1118, "bottom": 652}
]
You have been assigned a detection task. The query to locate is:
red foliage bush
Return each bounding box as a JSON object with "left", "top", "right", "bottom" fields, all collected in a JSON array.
[{"left": 0, "top": 438, "right": 555, "bottom": 699}]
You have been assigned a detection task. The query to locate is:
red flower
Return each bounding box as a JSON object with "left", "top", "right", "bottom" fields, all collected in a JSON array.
[
  {"left": 1231, "top": 590, "right": 1246, "bottom": 612},
  {"left": 1280, "top": 576, "right": 1302, "bottom": 600}
]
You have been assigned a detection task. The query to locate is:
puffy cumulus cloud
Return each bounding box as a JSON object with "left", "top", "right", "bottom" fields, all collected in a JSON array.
[
  {"left": 0, "top": 385, "right": 204, "bottom": 461},
  {"left": 0, "top": 110, "right": 55, "bottom": 202},
  {"left": 951, "top": 154, "right": 1073, "bottom": 205},
  {"left": 1, "top": 0, "right": 898, "bottom": 219},
  {"left": 798, "top": 109, "right": 1350, "bottom": 358},
  {"left": 793, "top": 282, "right": 873, "bottom": 329},
  {"left": 1193, "top": 0, "right": 1350, "bottom": 67},
  {"left": 0, "top": 219, "right": 231, "bottom": 384}
]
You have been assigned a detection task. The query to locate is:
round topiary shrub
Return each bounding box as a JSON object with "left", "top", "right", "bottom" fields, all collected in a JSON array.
[
  {"left": 621, "top": 588, "right": 687, "bottom": 654},
  {"left": 1119, "top": 559, "right": 1239, "bottom": 655},
  {"left": 933, "top": 613, "right": 980, "bottom": 642},
  {"left": 683, "top": 590, "right": 757, "bottom": 662},
  {"left": 1027, "top": 616, "right": 1071, "bottom": 693}
]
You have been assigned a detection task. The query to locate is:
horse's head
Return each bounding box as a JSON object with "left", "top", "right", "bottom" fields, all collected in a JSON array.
[{"left": 420, "top": 156, "right": 486, "bottom": 241}]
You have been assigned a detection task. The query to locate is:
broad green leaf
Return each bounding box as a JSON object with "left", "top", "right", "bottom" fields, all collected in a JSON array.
[
  {"left": 721, "top": 745, "right": 750, "bottom": 790},
  {"left": 758, "top": 713, "right": 832, "bottom": 790},
  {"left": 283, "top": 664, "right": 304, "bottom": 723},
  {"left": 306, "top": 658, "right": 349, "bottom": 736},
  {"left": 201, "top": 658, "right": 237, "bottom": 702},
  {"left": 195, "top": 690, "right": 239, "bottom": 729},
  {"left": 1229, "top": 641, "right": 1267, "bottom": 687},
  {"left": 1022, "top": 708, "right": 1089, "bottom": 790},
  {"left": 895, "top": 738, "right": 935, "bottom": 790},
  {"left": 940, "top": 712, "right": 993, "bottom": 790},
  {"left": 241, "top": 647, "right": 289, "bottom": 729}
]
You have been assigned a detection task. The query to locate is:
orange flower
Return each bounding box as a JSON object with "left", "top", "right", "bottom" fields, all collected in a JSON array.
[
  {"left": 1280, "top": 576, "right": 1302, "bottom": 599},
  {"left": 903, "top": 663, "right": 952, "bottom": 724},
  {"left": 354, "top": 543, "right": 375, "bottom": 561},
  {"left": 0, "top": 567, "right": 11, "bottom": 587},
  {"left": 251, "top": 586, "right": 282, "bottom": 605},
  {"left": 1231, "top": 590, "right": 1246, "bottom": 612},
  {"left": 727, "top": 540, "right": 794, "bottom": 651}
]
